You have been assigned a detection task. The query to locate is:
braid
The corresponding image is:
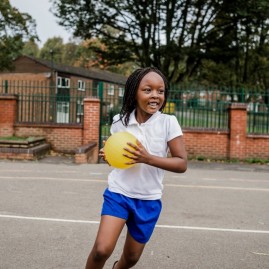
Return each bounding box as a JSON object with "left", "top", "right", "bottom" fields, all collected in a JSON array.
[{"left": 119, "top": 67, "right": 169, "bottom": 126}]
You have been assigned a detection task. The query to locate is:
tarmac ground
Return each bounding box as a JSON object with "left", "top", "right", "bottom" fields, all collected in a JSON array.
[{"left": 0, "top": 157, "right": 269, "bottom": 269}]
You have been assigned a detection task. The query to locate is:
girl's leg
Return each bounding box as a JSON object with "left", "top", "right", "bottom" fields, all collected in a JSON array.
[
  {"left": 85, "top": 215, "right": 126, "bottom": 269},
  {"left": 114, "top": 231, "right": 146, "bottom": 269}
]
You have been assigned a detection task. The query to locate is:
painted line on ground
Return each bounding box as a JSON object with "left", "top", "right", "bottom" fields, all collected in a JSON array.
[
  {"left": 0, "top": 176, "right": 106, "bottom": 183},
  {"left": 0, "top": 176, "right": 268, "bottom": 192},
  {"left": 156, "top": 224, "right": 269, "bottom": 234},
  {"left": 200, "top": 177, "right": 269, "bottom": 183},
  {"left": 0, "top": 214, "right": 268, "bottom": 234},
  {"left": 165, "top": 184, "right": 269, "bottom": 192},
  {"left": 0, "top": 214, "right": 99, "bottom": 224}
]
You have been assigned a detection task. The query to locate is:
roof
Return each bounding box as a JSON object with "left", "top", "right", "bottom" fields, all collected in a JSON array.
[{"left": 19, "top": 55, "right": 127, "bottom": 85}]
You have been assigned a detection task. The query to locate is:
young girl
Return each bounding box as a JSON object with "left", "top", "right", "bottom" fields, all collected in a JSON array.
[{"left": 85, "top": 67, "right": 187, "bottom": 269}]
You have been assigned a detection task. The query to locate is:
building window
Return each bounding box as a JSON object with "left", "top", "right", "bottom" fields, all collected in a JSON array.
[
  {"left": 76, "top": 99, "right": 84, "bottom": 123},
  {"left": 57, "top": 77, "right": 70, "bottom": 88},
  {"left": 56, "top": 102, "right": 70, "bottom": 123},
  {"left": 78, "top": 80, "right": 86, "bottom": 91},
  {"left": 118, "top": 87, "right": 124, "bottom": 97},
  {"left": 107, "top": 84, "right": 115, "bottom": 95}
]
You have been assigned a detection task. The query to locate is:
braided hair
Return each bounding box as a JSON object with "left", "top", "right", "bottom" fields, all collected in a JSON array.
[{"left": 118, "top": 67, "right": 169, "bottom": 126}]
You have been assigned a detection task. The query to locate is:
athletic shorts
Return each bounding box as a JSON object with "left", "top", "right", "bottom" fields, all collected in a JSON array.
[{"left": 101, "top": 188, "right": 162, "bottom": 244}]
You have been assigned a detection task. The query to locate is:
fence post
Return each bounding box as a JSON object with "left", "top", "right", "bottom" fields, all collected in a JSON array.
[
  {"left": 228, "top": 103, "right": 247, "bottom": 160},
  {"left": 0, "top": 94, "right": 17, "bottom": 137},
  {"left": 98, "top": 82, "right": 104, "bottom": 149},
  {"left": 82, "top": 97, "right": 100, "bottom": 162}
]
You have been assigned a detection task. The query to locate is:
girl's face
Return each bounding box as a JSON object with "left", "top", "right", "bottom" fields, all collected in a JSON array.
[{"left": 135, "top": 71, "right": 165, "bottom": 122}]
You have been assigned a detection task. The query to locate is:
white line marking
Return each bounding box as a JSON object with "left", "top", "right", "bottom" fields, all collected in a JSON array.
[
  {"left": 172, "top": 176, "right": 269, "bottom": 183},
  {"left": 0, "top": 177, "right": 268, "bottom": 192},
  {"left": 0, "top": 169, "right": 77, "bottom": 174},
  {"left": 0, "top": 214, "right": 269, "bottom": 234},
  {"left": 251, "top": 252, "right": 269, "bottom": 256},
  {"left": 0, "top": 176, "right": 106, "bottom": 183},
  {"left": 201, "top": 178, "right": 217, "bottom": 181},
  {"left": 155, "top": 224, "right": 269, "bottom": 234},
  {"left": 165, "top": 184, "right": 269, "bottom": 192},
  {"left": 0, "top": 214, "right": 99, "bottom": 224}
]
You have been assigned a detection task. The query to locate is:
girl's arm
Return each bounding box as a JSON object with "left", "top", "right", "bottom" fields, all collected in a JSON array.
[{"left": 124, "top": 136, "right": 187, "bottom": 173}]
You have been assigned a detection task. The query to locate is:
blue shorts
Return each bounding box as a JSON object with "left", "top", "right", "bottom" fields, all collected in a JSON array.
[{"left": 101, "top": 188, "right": 162, "bottom": 244}]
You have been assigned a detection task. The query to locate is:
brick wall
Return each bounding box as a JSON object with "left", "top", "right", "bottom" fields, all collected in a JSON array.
[
  {"left": 14, "top": 125, "right": 83, "bottom": 153},
  {"left": 83, "top": 98, "right": 100, "bottom": 147},
  {"left": 184, "top": 130, "right": 229, "bottom": 159},
  {"left": 228, "top": 103, "right": 248, "bottom": 159},
  {"left": 245, "top": 135, "right": 269, "bottom": 159},
  {"left": 0, "top": 95, "right": 100, "bottom": 158},
  {"left": 0, "top": 95, "right": 17, "bottom": 137},
  {"left": 0, "top": 94, "right": 268, "bottom": 161},
  {"left": 183, "top": 103, "right": 269, "bottom": 160}
]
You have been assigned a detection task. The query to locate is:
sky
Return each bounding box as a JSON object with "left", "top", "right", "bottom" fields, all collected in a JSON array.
[{"left": 10, "top": 0, "right": 73, "bottom": 46}]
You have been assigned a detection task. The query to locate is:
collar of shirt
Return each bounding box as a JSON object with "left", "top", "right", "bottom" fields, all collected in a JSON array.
[{"left": 128, "top": 110, "right": 161, "bottom": 126}]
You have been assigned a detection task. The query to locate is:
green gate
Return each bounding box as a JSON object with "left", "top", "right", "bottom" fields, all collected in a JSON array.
[{"left": 98, "top": 82, "right": 124, "bottom": 148}]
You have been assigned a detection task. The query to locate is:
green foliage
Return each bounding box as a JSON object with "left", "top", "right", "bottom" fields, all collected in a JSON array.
[
  {"left": 244, "top": 158, "right": 269, "bottom": 164},
  {"left": 39, "top": 37, "right": 65, "bottom": 63},
  {"left": 0, "top": 0, "right": 38, "bottom": 70},
  {"left": 0, "top": 136, "right": 26, "bottom": 141},
  {"left": 51, "top": 0, "right": 269, "bottom": 89},
  {"left": 22, "top": 39, "right": 39, "bottom": 57}
]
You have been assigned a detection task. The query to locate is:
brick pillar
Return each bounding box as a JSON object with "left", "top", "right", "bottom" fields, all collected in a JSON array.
[
  {"left": 0, "top": 94, "right": 17, "bottom": 137},
  {"left": 83, "top": 97, "right": 100, "bottom": 146},
  {"left": 228, "top": 103, "right": 247, "bottom": 160}
]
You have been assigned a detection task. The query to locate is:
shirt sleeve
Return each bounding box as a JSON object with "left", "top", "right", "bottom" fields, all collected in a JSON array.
[
  {"left": 167, "top": 115, "right": 183, "bottom": 141},
  {"left": 110, "top": 114, "right": 123, "bottom": 134}
]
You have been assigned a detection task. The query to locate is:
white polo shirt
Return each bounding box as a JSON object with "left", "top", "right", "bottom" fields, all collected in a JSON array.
[{"left": 107, "top": 110, "right": 183, "bottom": 200}]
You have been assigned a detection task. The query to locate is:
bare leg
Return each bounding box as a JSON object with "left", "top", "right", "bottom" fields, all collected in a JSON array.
[
  {"left": 114, "top": 231, "right": 145, "bottom": 269},
  {"left": 85, "top": 215, "right": 126, "bottom": 269}
]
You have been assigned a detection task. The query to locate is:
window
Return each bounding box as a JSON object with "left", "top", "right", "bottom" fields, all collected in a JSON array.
[
  {"left": 78, "top": 80, "right": 86, "bottom": 91},
  {"left": 107, "top": 84, "right": 115, "bottom": 95},
  {"left": 57, "top": 77, "right": 70, "bottom": 88},
  {"left": 92, "top": 81, "right": 99, "bottom": 96},
  {"left": 76, "top": 99, "right": 84, "bottom": 123},
  {"left": 56, "top": 102, "right": 70, "bottom": 123},
  {"left": 118, "top": 87, "right": 124, "bottom": 97}
]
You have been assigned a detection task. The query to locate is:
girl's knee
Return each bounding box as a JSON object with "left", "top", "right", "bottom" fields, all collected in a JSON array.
[
  {"left": 92, "top": 244, "right": 113, "bottom": 262},
  {"left": 123, "top": 252, "right": 141, "bottom": 266}
]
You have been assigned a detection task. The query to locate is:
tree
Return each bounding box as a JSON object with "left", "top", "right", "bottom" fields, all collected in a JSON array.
[
  {"left": 22, "top": 39, "right": 39, "bottom": 57},
  {"left": 52, "top": 0, "right": 223, "bottom": 82},
  {"left": 0, "top": 0, "right": 37, "bottom": 70},
  {"left": 52, "top": 0, "right": 269, "bottom": 90},
  {"left": 39, "top": 37, "right": 65, "bottom": 64}
]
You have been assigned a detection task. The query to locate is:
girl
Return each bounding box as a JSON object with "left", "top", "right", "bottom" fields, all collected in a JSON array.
[{"left": 85, "top": 67, "right": 187, "bottom": 269}]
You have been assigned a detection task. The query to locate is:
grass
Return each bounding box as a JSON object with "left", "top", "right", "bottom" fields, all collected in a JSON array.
[
  {"left": 0, "top": 136, "right": 40, "bottom": 142},
  {"left": 191, "top": 156, "right": 269, "bottom": 165},
  {"left": 0, "top": 136, "right": 27, "bottom": 141}
]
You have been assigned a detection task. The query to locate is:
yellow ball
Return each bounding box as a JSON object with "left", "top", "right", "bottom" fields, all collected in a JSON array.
[{"left": 104, "top": 131, "right": 137, "bottom": 169}]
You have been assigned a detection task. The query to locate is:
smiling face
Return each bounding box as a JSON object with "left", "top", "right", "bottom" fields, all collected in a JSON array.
[{"left": 135, "top": 71, "right": 165, "bottom": 123}]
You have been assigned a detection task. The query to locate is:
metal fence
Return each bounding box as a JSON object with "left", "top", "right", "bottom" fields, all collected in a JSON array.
[
  {"left": 0, "top": 81, "right": 98, "bottom": 124},
  {"left": 167, "top": 85, "right": 269, "bottom": 135},
  {"left": 1, "top": 81, "right": 268, "bottom": 135}
]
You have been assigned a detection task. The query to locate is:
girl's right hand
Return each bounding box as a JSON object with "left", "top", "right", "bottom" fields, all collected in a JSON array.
[{"left": 99, "top": 140, "right": 110, "bottom": 165}]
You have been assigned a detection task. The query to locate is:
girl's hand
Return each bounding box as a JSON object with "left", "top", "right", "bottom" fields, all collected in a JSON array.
[
  {"left": 123, "top": 140, "right": 151, "bottom": 164},
  {"left": 99, "top": 140, "right": 111, "bottom": 166},
  {"left": 124, "top": 136, "right": 187, "bottom": 173}
]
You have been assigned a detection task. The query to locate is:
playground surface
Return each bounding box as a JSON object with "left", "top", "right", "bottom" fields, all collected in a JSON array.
[{"left": 0, "top": 158, "right": 268, "bottom": 269}]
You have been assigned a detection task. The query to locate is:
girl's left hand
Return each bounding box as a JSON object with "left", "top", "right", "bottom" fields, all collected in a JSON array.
[{"left": 123, "top": 140, "right": 151, "bottom": 164}]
